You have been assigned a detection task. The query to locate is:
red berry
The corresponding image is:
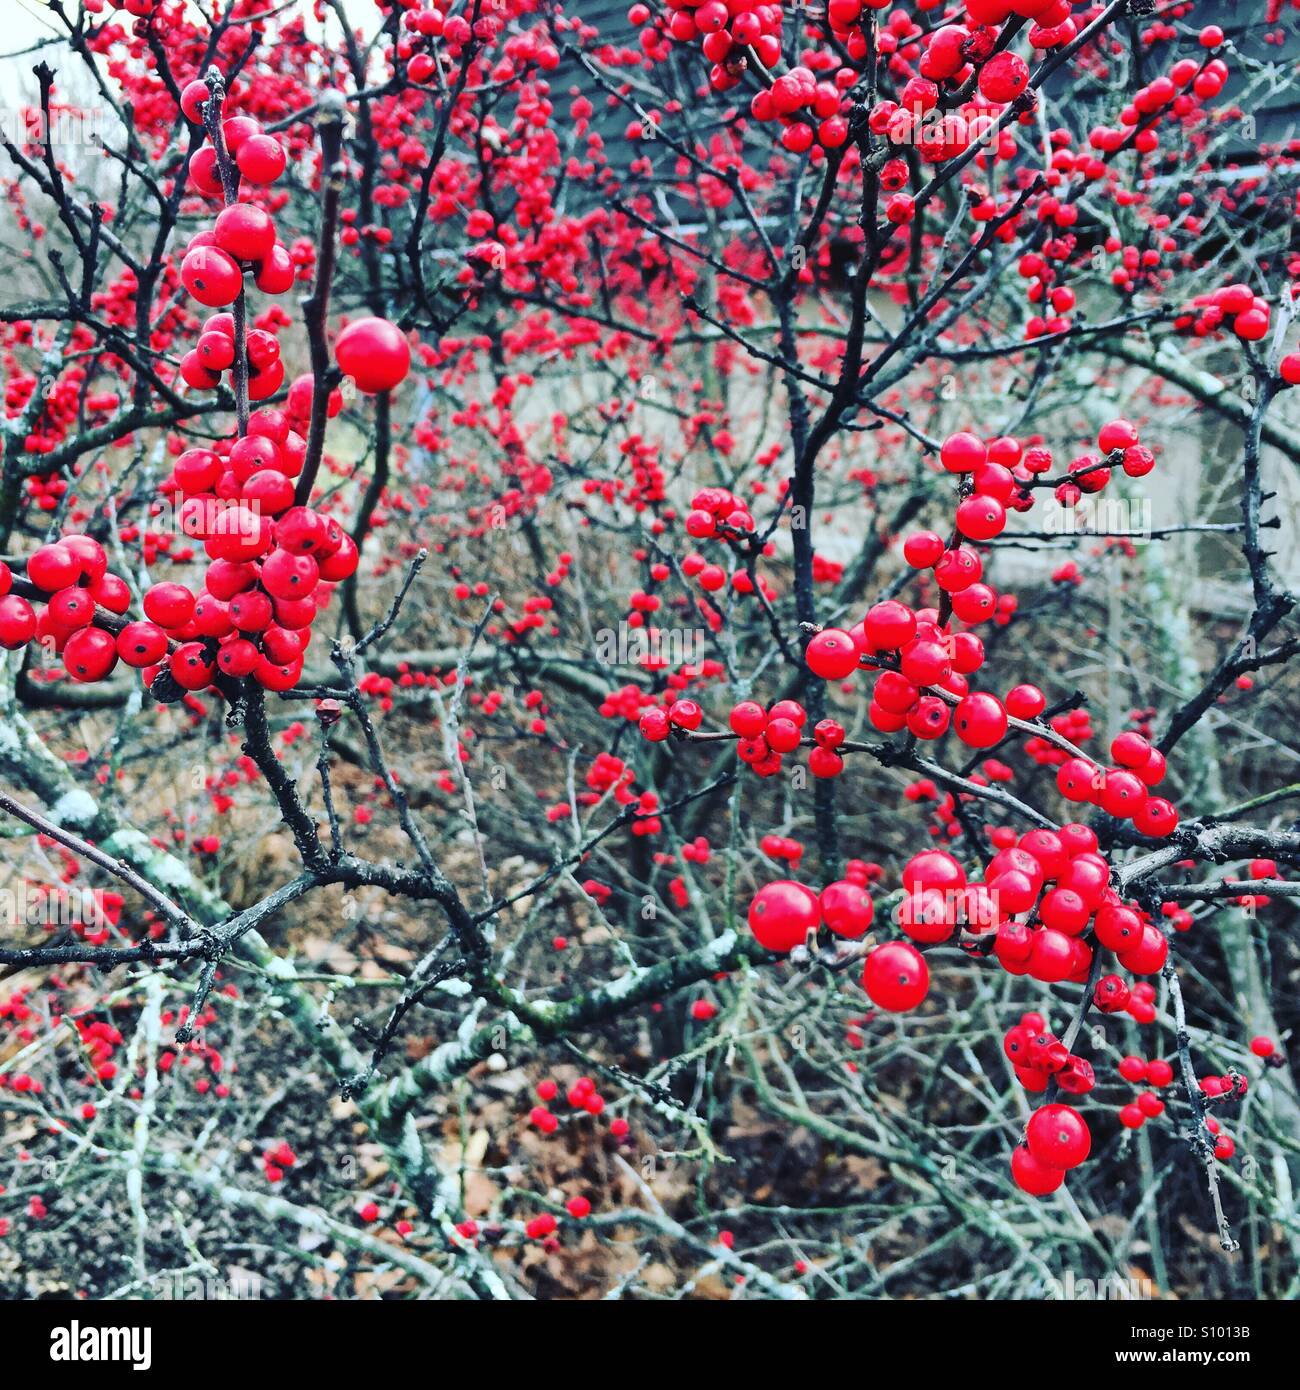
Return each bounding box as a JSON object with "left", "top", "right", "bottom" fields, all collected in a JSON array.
[
  {"left": 63, "top": 627, "right": 118, "bottom": 682},
  {"left": 819, "top": 880, "right": 874, "bottom": 938},
  {"left": 214, "top": 203, "right": 277, "bottom": 262},
  {"left": 1026, "top": 1102, "right": 1090, "bottom": 1169},
  {"left": 953, "top": 692, "right": 1007, "bottom": 748},
  {"left": 181, "top": 246, "right": 243, "bottom": 307},
  {"left": 336, "top": 317, "right": 411, "bottom": 394},
  {"left": 26, "top": 543, "right": 80, "bottom": 592},
  {"left": 144, "top": 582, "right": 197, "bottom": 630},
  {"left": 862, "top": 941, "right": 929, "bottom": 1012},
  {"left": 806, "top": 628, "right": 859, "bottom": 679},
  {"left": 0, "top": 595, "right": 37, "bottom": 649},
  {"left": 1011, "top": 1143, "right": 1065, "bottom": 1195},
  {"left": 748, "top": 880, "right": 820, "bottom": 952},
  {"left": 236, "top": 134, "right": 287, "bottom": 184}
]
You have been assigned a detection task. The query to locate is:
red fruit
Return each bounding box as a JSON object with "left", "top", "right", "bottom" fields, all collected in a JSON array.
[
  {"left": 806, "top": 628, "right": 859, "bottom": 679},
  {"left": 1005, "top": 683, "right": 1045, "bottom": 719},
  {"left": 900, "top": 638, "right": 950, "bottom": 686},
  {"left": 230, "top": 590, "right": 274, "bottom": 632},
  {"left": 768, "top": 699, "right": 806, "bottom": 727},
  {"left": 1093, "top": 974, "right": 1131, "bottom": 1013},
  {"left": 729, "top": 700, "right": 767, "bottom": 738},
  {"left": 819, "top": 880, "right": 874, "bottom": 938},
  {"left": 258, "top": 547, "right": 319, "bottom": 603},
  {"left": 898, "top": 888, "right": 955, "bottom": 944},
  {"left": 214, "top": 637, "right": 257, "bottom": 677},
  {"left": 275, "top": 507, "right": 329, "bottom": 556},
  {"left": 1147, "top": 1059, "right": 1174, "bottom": 1086},
  {"left": 318, "top": 534, "right": 359, "bottom": 581},
  {"left": 1028, "top": 928, "right": 1075, "bottom": 983},
  {"left": 1026, "top": 1102, "right": 1090, "bottom": 1169},
  {"left": 933, "top": 547, "right": 981, "bottom": 592},
  {"left": 764, "top": 716, "right": 801, "bottom": 753},
  {"left": 902, "top": 530, "right": 945, "bottom": 567},
  {"left": 116, "top": 620, "right": 169, "bottom": 667},
  {"left": 1011, "top": 1143, "right": 1065, "bottom": 1196},
  {"left": 808, "top": 746, "right": 844, "bottom": 778},
  {"left": 63, "top": 627, "right": 118, "bottom": 682},
  {"left": 47, "top": 586, "right": 94, "bottom": 631},
  {"left": 0, "top": 594, "right": 38, "bottom": 649},
  {"left": 1101, "top": 769, "right": 1147, "bottom": 819},
  {"left": 939, "top": 431, "right": 985, "bottom": 473},
  {"left": 1039, "top": 887, "right": 1090, "bottom": 935},
  {"left": 214, "top": 203, "right": 276, "bottom": 262},
  {"left": 253, "top": 655, "right": 303, "bottom": 691},
  {"left": 27, "top": 543, "right": 80, "bottom": 592},
  {"left": 181, "top": 352, "right": 221, "bottom": 390},
  {"left": 748, "top": 880, "right": 820, "bottom": 952},
  {"left": 256, "top": 244, "right": 295, "bottom": 294},
  {"left": 863, "top": 599, "right": 915, "bottom": 651},
  {"left": 1097, "top": 418, "right": 1139, "bottom": 453},
  {"left": 1056, "top": 757, "right": 1101, "bottom": 802},
  {"left": 862, "top": 941, "right": 929, "bottom": 1012},
  {"left": 203, "top": 559, "right": 258, "bottom": 601},
  {"left": 335, "top": 317, "right": 411, "bottom": 394},
  {"left": 953, "top": 692, "right": 1007, "bottom": 748},
  {"left": 180, "top": 78, "right": 211, "bottom": 123},
  {"left": 188, "top": 146, "right": 223, "bottom": 197},
  {"left": 181, "top": 246, "right": 243, "bottom": 307},
  {"left": 173, "top": 448, "right": 223, "bottom": 493},
  {"left": 978, "top": 51, "right": 1029, "bottom": 103},
  {"left": 241, "top": 469, "right": 295, "bottom": 515},
  {"left": 1118, "top": 924, "right": 1168, "bottom": 976},
  {"left": 169, "top": 642, "right": 216, "bottom": 690},
  {"left": 903, "top": 848, "right": 966, "bottom": 895},
  {"left": 1094, "top": 902, "right": 1142, "bottom": 953},
  {"left": 1110, "top": 730, "right": 1151, "bottom": 767},
  {"left": 61, "top": 535, "right": 107, "bottom": 583},
  {"left": 1132, "top": 796, "right": 1178, "bottom": 837},
  {"left": 668, "top": 699, "right": 702, "bottom": 730},
  {"left": 143, "top": 582, "right": 196, "bottom": 630},
  {"left": 955, "top": 494, "right": 1006, "bottom": 541},
  {"left": 261, "top": 626, "right": 305, "bottom": 664},
  {"left": 191, "top": 595, "right": 233, "bottom": 639},
  {"left": 236, "top": 134, "right": 286, "bottom": 184}
]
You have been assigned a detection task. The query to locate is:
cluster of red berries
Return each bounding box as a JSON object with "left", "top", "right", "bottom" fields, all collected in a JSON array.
[
  {"left": 633, "top": 1, "right": 784, "bottom": 94},
  {"left": 1003, "top": 1011, "right": 1093, "bottom": 1095},
  {"left": 396, "top": 6, "right": 447, "bottom": 84},
  {"left": 749, "top": 65, "right": 851, "bottom": 154},
  {"left": 1054, "top": 729, "right": 1177, "bottom": 838},
  {"left": 529, "top": 1074, "right": 606, "bottom": 1134},
  {"left": 0, "top": 537, "right": 131, "bottom": 683},
  {"left": 1094, "top": 974, "right": 1159, "bottom": 1025},
  {"left": 1053, "top": 416, "right": 1157, "bottom": 511},
  {"left": 262, "top": 1141, "right": 297, "bottom": 1184},
  {"left": 130, "top": 425, "right": 358, "bottom": 692},
  {"left": 177, "top": 92, "right": 293, "bottom": 399},
  {"left": 747, "top": 875, "right": 876, "bottom": 952},
  {"left": 684, "top": 486, "right": 756, "bottom": 542},
  {"left": 1174, "top": 282, "right": 1276, "bottom": 344}
]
